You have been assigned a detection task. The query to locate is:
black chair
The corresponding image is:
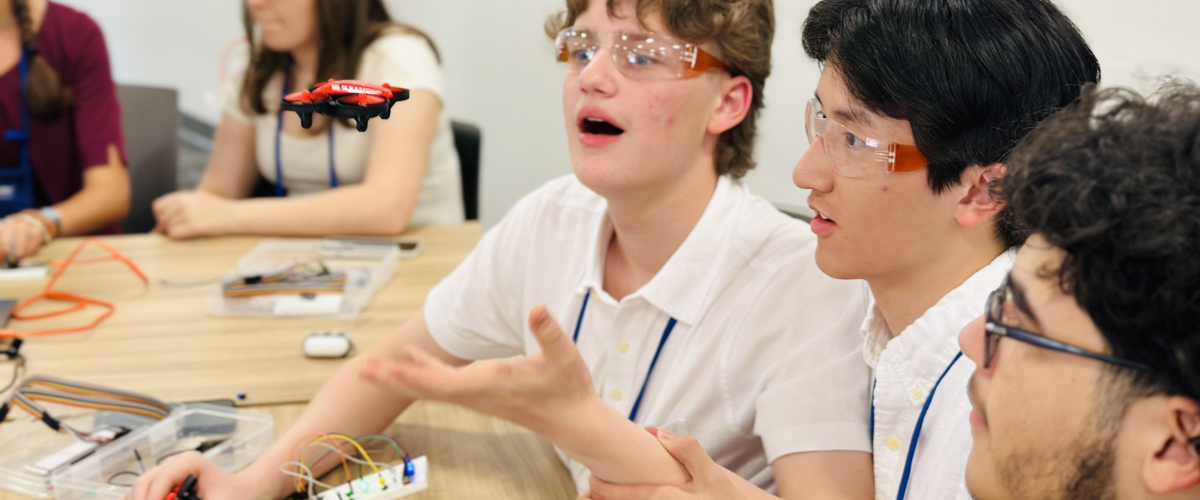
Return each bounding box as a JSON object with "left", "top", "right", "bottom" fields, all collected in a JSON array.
[
  {"left": 451, "top": 120, "right": 481, "bottom": 221},
  {"left": 116, "top": 85, "right": 179, "bottom": 234}
]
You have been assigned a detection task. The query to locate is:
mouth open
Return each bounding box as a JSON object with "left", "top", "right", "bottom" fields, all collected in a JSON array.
[
  {"left": 580, "top": 117, "right": 625, "bottom": 136},
  {"left": 816, "top": 212, "right": 835, "bottom": 223}
]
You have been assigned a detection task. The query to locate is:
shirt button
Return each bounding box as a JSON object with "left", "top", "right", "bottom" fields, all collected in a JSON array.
[
  {"left": 885, "top": 436, "right": 901, "bottom": 451},
  {"left": 617, "top": 341, "right": 630, "bottom": 354},
  {"left": 910, "top": 387, "right": 925, "bottom": 400},
  {"left": 610, "top": 389, "right": 624, "bottom": 401}
]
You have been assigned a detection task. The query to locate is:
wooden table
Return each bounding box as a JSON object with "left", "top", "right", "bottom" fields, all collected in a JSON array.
[{"left": 0, "top": 225, "right": 578, "bottom": 500}]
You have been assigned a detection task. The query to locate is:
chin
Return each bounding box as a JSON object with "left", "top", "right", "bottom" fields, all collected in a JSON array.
[
  {"left": 813, "top": 243, "right": 860, "bottom": 280},
  {"left": 572, "top": 156, "right": 639, "bottom": 196}
]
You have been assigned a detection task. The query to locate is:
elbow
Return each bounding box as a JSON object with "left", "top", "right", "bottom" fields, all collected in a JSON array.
[{"left": 359, "top": 193, "right": 414, "bottom": 236}]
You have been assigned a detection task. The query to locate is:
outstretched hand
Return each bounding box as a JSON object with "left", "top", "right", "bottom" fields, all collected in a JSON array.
[{"left": 359, "top": 305, "right": 599, "bottom": 432}]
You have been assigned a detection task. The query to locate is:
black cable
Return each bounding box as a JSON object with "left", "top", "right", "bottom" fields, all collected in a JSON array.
[
  {"left": 156, "top": 449, "right": 193, "bottom": 465},
  {"left": 108, "top": 470, "right": 141, "bottom": 486},
  {"left": 0, "top": 355, "right": 25, "bottom": 396}
]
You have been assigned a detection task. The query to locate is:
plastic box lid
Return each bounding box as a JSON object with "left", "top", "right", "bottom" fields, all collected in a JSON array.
[{"left": 46, "top": 404, "right": 273, "bottom": 500}]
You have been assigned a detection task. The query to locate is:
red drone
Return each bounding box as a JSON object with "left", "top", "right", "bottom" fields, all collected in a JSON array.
[{"left": 281, "top": 79, "right": 410, "bottom": 132}]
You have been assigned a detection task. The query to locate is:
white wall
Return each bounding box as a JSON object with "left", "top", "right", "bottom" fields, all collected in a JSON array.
[{"left": 62, "top": 0, "right": 1200, "bottom": 226}]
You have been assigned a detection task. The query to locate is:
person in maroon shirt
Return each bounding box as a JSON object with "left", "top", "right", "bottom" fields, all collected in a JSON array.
[{"left": 0, "top": 0, "right": 129, "bottom": 264}]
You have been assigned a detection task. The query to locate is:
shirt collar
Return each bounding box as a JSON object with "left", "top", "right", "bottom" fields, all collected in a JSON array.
[
  {"left": 576, "top": 176, "right": 744, "bottom": 325},
  {"left": 862, "top": 249, "right": 1018, "bottom": 368}
]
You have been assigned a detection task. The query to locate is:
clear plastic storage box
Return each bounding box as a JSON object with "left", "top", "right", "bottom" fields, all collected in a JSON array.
[
  {"left": 49, "top": 404, "right": 273, "bottom": 500},
  {"left": 208, "top": 239, "right": 398, "bottom": 319}
]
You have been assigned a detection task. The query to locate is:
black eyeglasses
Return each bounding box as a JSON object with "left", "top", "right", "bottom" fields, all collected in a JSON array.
[{"left": 983, "top": 277, "right": 1153, "bottom": 372}]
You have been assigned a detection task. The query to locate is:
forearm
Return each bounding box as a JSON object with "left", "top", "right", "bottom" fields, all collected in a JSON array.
[
  {"left": 238, "top": 351, "right": 418, "bottom": 498},
  {"left": 56, "top": 160, "right": 130, "bottom": 236},
  {"left": 220, "top": 184, "right": 418, "bottom": 237},
  {"left": 545, "top": 395, "right": 689, "bottom": 485},
  {"left": 723, "top": 469, "right": 786, "bottom": 500}
]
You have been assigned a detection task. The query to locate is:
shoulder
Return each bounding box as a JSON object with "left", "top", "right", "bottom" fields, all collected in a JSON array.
[
  {"left": 44, "top": 2, "right": 104, "bottom": 43},
  {"left": 362, "top": 31, "right": 439, "bottom": 67}
]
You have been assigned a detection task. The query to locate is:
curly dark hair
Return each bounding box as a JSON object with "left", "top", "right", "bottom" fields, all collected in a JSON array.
[
  {"left": 1001, "top": 82, "right": 1200, "bottom": 407},
  {"left": 802, "top": 0, "right": 1100, "bottom": 249}
]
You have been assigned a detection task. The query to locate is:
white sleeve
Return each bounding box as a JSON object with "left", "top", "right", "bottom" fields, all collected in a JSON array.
[
  {"left": 423, "top": 189, "right": 544, "bottom": 361},
  {"left": 749, "top": 264, "right": 873, "bottom": 461},
  {"left": 359, "top": 33, "right": 445, "bottom": 101},
  {"left": 222, "top": 46, "right": 253, "bottom": 124}
]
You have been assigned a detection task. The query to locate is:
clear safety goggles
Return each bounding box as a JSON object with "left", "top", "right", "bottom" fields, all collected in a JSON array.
[
  {"left": 804, "top": 98, "right": 929, "bottom": 178},
  {"left": 555, "top": 27, "right": 731, "bottom": 81}
]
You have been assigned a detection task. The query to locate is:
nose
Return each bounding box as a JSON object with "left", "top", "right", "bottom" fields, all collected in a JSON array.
[
  {"left": 577, "top": 48, "right": 620, "bottom": 97},
  {"left": 959, "top": 314, "right": 993, "bottom": 374},
  {"left": 793, "top": 137, "right": 835, "bottom": 193}
]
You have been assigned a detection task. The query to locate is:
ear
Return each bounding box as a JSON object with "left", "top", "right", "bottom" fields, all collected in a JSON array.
[
  {"left": 707, "top": 75, "right": 753, "bottom": 136},
  {"left": 1143, "top": 396, "right": 1200, "bottom": 494},
  {"left": 954, "top": 163, "right": 1006, "bottom": 229}
]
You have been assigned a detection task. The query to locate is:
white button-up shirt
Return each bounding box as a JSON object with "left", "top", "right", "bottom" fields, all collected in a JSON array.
[
  {"left": 868, "top": 251, "right": 1016, "bottom": 500},
  {"left": 425, "top": 176, "right": 871, "bottom": 492}
]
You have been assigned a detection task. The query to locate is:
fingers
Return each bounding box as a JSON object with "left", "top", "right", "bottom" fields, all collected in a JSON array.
[
  {"left": 655, "top": 431, "right": 719, "bottom": 485},
  {"left": 128, "top": 452, "right": 207, "bottom": 500},
  {"left": 14, "top": 219, "right": 40, "bottom": 258},
  {"left": 528, "top": 305, "right": 578, "bottom": 362},
  {"left": 152, "top": 194, "right": 186, "bottom": 237},
  {"left": 587, "top": 475, "right": 675, "bottom": 500},
  {"left": 0, "top": 222, "right": 13, "bottom": 263}
]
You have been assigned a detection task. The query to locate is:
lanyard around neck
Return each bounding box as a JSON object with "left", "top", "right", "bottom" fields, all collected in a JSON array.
[
  {"left": 274, "top": 74, "right": 338, "bottom": 197},
  {"left": 871, "top": 351, "right": 964, "bottom": 500},
  {"left": 572, "top": 289, "right": 678, "bottom": 422}
]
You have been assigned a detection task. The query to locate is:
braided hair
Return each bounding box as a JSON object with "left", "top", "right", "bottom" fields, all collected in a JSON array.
[{"left": 12, "top": 0, "right": 72, "bottom": 119}]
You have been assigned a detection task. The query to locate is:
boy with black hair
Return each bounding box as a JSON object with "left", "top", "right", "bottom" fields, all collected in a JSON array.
[
  {"left": 383, "top": 0, "right": 1103, "bottom": 499},
  {"left": 961, "top": 83, "right": 1200, "bottom": 500}
]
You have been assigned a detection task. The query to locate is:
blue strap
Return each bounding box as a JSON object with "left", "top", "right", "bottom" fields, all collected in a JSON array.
[
  {"left": 572, "top": 289, "right": 678, "bottom": 422},
  {"left": 572, "top": 289, "right": 592, "bottom": 343},
  {"left": 627, "top": 317, "right": 677, "bottom": 422},
  {"left": 275, "top": 73, "right": 337, "bottom": 197},
  {"left": 327, "top": 122, "right": 338, "bottom": 188},
  {"left": 891, "top": 351, "right": 964, "bottom": 500},
  {"left": 273, "top": 80, "right": 287, "bottom": 197},
  {"left": 1, "top": 50, "right": 35, "bottom": 215}
]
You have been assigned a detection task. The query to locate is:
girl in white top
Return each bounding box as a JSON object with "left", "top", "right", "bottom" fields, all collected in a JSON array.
[{"left": 151, "top": 0, "right": 462, "bottom": 239}]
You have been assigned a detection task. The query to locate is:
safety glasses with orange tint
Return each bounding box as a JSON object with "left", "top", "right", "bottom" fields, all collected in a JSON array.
[
  {"left": 804, "top": 98, "right": 929, "bottom": 178},
  {"left": 555, "top": 27, "right": 730, "bottom": 81}
]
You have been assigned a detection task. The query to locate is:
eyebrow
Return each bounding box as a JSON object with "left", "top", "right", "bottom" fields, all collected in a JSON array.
[
  {"left": 1007, "top": 275, "right": 1045, "bottom": 331},
  {"left": 813, "top": 92, "right": 873, "bottom": 127}
]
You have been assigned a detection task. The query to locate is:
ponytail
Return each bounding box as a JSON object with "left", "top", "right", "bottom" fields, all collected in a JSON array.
[{"left": 13, "top": 0, "right": 72, "bottom": 120}]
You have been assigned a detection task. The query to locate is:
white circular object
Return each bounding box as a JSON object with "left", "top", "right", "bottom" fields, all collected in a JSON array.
[{"left": 303, "top": 332, "right": 354, "bottom": 359}]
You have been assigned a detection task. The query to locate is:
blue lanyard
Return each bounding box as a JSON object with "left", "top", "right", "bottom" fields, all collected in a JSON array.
[
  {"left": 0, "top": 49, "right": 35, "bottom": 217},
  {"left": 572, "top": 289, "right": 678, "bottom": 422},
  {"left": 274, "top": 74, "right": 338, "bottom": 197},
  {"left": 871, "top": 351, "right": 964, "bottom": 500}
]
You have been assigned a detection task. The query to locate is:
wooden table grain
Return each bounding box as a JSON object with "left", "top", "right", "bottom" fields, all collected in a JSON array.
[{"left": 0, "top": 224, "right": 577, "bottom": 500}]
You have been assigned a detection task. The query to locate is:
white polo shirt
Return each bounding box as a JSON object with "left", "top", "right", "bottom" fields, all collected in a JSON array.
[
  {"left": 867, "top": 250, "right": 1016, "bottom": 500},
  {"left": 425, "top": 175, "right": 871, "bottom": 492}
]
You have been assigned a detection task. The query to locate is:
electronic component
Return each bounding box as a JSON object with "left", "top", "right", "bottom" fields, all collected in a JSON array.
[
  {"left": 0, "top": 264, "right": 46, "bottom": 281},
  {"left": 315, "top": 456, "right": 428, "bottom": 500},
  {"left": 318, "top": 238, "right": 421, "bottom": 260},
  {"left": 303, "top": 332, "right": 354, "bottom": 359},
  {"left": 222, "top": 261, "right": 346, "bottom": 299}
]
